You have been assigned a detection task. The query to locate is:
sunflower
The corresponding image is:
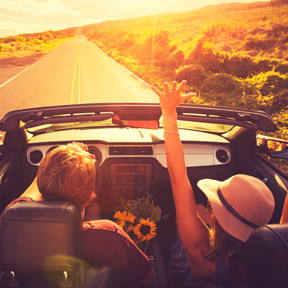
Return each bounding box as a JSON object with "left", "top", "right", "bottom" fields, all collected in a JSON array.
[
  {"left": 115, "top": 220, "right": 125, "bottom": 228},
  {"left": 114, "top": 211, "right": 136, "bottom": 223},
  {"left": 125, "top": 212, "right": 136, "bottom": 224},
  {"left": 126, "top": 225, "right": 140, "bottom": 244},
  {"left": 135, "top": 218, "right": 156, "bottom": 242},
  {"left": 114, "top": 210, "right": 124, "bottom": 220}
]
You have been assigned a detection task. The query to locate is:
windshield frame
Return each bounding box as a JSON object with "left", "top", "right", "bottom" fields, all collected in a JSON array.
[{"left": 0, "top": 103, "right": 276, "bottom": 135}]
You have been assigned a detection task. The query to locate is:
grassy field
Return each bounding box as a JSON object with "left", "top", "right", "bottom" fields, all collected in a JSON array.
[
  {"left": 0, "top": 28, "right": 77, "bottom": 66},
  {"left": 82, "top": 1, "right": 288, "bottom": 174},
  {"left": 83, "top": 2, "right": 288, "bottom": 138}
]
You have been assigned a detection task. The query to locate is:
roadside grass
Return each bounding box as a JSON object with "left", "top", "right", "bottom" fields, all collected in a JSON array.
[
  {"left": 0, "top": 29, "right": 77, "bottom": 65},
  {"left": 0, "top": 38, "right": 71, "bottom": 60},
  {"left": 84, "top": 1, "right": 288, "bottom": 174},
  {"left": 84, "top": 2, "right": 288, "bottom": 129}
]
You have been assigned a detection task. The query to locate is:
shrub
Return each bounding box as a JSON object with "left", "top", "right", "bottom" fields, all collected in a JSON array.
[
  {"left": 199, "top": 73, "right": 243, "bottom": 106},
  {"left": 186, "top": 39, "right": 224, "bottom": 74},
  {"left": 187, "top": 39, "right": 215, "bottom": 65},
  {"left": 3, "top": 36, "right": 16, "bottom": 44},
  {"left": 223, "top": 55, "right": 254, "bottom": 78},
  {"left": 245, "top": 71, "right": 288, "bottom": 114},
  {"left": 253, "top": 59, "right": 279, "bottom": 74},
  {"left": 244, "top": 34, "right": 277, "bottom": 50},
  {"left": 139, "top": 30, "right": 173, "bottom": 65},
  {"left": 251, "top": 72, "right": 288, "bottom": 96},
  {"left": 222, "top": 56, "right": 279, "bottom": 78},
  {"left": 163, "top": 50, "right": 185, "bottom": 70},
  {"left": 175, "top": 65, "right": 207, "bottom": 89},
  {"left": 275, "top": 62, "right": 288, "bottom": 74}
]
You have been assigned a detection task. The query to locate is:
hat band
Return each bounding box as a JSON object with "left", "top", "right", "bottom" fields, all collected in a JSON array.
[{"left": 217, "top": 187, "right": 259, "bottom": 229}]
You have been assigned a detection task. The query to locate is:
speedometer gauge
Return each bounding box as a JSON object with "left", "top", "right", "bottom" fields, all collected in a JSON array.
[{"left": 88, "top": 146, "right": 102, "bottom": 165}]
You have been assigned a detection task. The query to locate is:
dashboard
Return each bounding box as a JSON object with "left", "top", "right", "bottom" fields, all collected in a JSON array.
[
  {"left": 26, "top": 126, "right": 231, "bottom": 167},
  {"left": 25, "top": 128, "right": 232, "bottom": 209},
  {"left": 27, "top": 142, "right": 231, "bottom": 168}
]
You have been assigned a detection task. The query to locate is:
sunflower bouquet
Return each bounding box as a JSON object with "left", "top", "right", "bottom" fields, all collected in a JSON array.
[{"left": 114, "top": 195, "right": 168, "bottom": 253}]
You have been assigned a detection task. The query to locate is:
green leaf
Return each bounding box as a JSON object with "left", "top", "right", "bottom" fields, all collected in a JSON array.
[
  {"left": 154, "top": 206, "right": 162, "bottom": 221},
  {"left": 161, "top": 214, "right": 170, "bottom": 219}
]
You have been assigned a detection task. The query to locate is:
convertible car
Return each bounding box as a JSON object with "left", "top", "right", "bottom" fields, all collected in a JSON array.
[{"left": 0, "top": 102, "right": 287, "bottom": 288}]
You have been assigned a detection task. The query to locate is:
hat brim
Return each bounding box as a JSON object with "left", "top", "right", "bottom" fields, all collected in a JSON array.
[{"left": 197, "top": 178, "right": 255, "bottom": 242}]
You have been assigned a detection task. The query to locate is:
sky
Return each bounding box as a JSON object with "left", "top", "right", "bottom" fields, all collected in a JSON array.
[{"left": 0, "top": 0, "right": 269, "bottom": 37}]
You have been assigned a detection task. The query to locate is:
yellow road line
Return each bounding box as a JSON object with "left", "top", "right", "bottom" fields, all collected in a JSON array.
[
  {"left": 77, "top": 46, "right": 81, "bottom": 104},
  {"left": 69, "top": 41, "right": 81, "bottom": 104},
  {"left": 69, "top": 46, "right": 77, "bottom": 104}
]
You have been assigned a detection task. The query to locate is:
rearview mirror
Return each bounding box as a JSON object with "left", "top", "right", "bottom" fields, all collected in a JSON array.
[
  {"left": 257, "top": 135, "right": 288, "bottom": 159},
  {"left": 112, "top": 115, "right": 159, "bottom": 129}
]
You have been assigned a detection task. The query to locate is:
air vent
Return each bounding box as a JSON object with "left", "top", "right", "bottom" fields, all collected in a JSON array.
[
  {"left": 216, "top": 149, "right": 229, "bottom": 163},
  {"left": 109, "top": 146, "right": 153, "bottom": 156},
  {"left": 46, "top": 146, "right": 58, "bottom": 155},
  {"left": 29, "top": 150, "right": 43, "bottom": 164}
]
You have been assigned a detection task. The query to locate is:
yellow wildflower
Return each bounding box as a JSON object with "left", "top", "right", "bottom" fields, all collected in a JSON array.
[
  {"left": 114, "top": 211, "right": 124, "bottom": 220},
  {"left": 126, "top": 225, "right": 140, "bottom": 244},
  {"left": 135, "top": 218, "right": 156, "bottom": 242},
  {"left": 125, "top": 212, "right": 136, "bottom": 223}
]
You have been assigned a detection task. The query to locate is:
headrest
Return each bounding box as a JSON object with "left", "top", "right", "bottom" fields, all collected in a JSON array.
[
  {"left": 0, "top": 201, "right": 84, "bottom": 272},
  {"left": 242, "top": 224, "right": 288, "bottom": 288}
]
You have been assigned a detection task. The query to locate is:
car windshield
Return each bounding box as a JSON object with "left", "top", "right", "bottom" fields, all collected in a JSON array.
[
  {"left": 175, "top": 120, "right": 233, "bottom": 133},
  {"left": 27, "top": 120, "right": 118, "bottom": 134},
  {"left": 27, "top": 118, "right": 234, "bottom": 134}
]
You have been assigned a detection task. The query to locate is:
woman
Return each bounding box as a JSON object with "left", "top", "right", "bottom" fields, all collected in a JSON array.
[
  {"left": 3, "top": 142, "right": 154, "bottom": 286},
  {"left": 151, "top": 81, "right": 275, "bottom": 285}
]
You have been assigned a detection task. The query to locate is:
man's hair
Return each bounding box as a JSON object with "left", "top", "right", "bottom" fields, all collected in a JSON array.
[
  {"left": 37, "top": 143, "right": 96, "bottom": 207},
  {"left": 205, "top": 215, "right": 245, "bottom": 275}
]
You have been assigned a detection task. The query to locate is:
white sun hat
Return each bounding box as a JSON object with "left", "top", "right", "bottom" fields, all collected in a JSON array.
[{"left": 197, "top": 174, "right": 275, "bottom": 242}]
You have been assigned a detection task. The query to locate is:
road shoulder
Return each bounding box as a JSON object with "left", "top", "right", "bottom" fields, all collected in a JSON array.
[{"left": 0, "top": 54, "right": 44, "bottom": 86}]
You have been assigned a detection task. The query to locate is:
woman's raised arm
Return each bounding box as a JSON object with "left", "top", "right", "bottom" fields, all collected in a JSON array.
[{"left": 151, "top": 81, "right": 211, "bottom": 261}]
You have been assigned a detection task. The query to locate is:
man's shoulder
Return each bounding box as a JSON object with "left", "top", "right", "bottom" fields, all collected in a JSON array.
[{"left": 83, "top": 219, "right": 127, "bottom": 236}]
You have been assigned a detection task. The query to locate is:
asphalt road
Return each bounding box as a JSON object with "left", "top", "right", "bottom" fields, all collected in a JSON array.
[{"left": 0, "top": 35, "right": 158, "bottom": 120}]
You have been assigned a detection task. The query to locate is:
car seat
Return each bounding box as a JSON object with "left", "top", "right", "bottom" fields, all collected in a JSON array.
[
  {"left": 242, "top": 223, "right": 288, "bottom": 288},
  {"left": 0, "top": 201, "right": 123, "bottom": 288},
  {"left": 172, "top": 224, "right": 288, "bottom": 288}
]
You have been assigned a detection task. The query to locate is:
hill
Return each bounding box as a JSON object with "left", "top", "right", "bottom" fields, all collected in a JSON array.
[
  {"left": 1, "top": 1, "right": 287, "bottom": 141},
  {"left": 83, "top": 1, "right": 288, "bottom": 142},
  {"left": 82, "top": 2, "right": 269, "bottom": 34}
]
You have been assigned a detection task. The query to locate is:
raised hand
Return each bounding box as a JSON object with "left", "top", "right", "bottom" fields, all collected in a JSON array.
[{"left": 151, "top": 80, "right": 197, "bottom": 114}]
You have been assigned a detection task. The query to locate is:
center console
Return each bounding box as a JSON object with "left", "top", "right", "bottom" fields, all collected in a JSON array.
[
  {"left": 110, "top": 163, "right": 152, "bottom": 209},
  {"left": 110, "top": 163, "right": 168, "bottom": 288}
]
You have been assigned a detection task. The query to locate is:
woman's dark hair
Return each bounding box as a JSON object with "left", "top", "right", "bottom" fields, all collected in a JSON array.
[{"left": 204, "top": 214, "right": 245, "bottom": 275}]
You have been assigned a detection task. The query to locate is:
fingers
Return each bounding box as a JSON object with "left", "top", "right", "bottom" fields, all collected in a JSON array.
[
  {"left": 180, "top": 92, "right": 197, "bottom": 104},
  {"left": 164, "top": 82, "right": 169, "bottom": 94},
  {"left": 163, "top": 81, "right": 183, "bottom": 95},
  {"left": 171, "top": 81, "right": 177, "bottom": 94},
  {"left": 184, "top": 92, "right": 198, "bottom": 99},
  {"left": 150, "top": 85, "right": 163, "bottom": 97},
  {"left": 176, "top": 80, "right": 187, "bottom": 93},
  {"left": 151, "top": 80, "right": 197, "bottom": 102}
]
